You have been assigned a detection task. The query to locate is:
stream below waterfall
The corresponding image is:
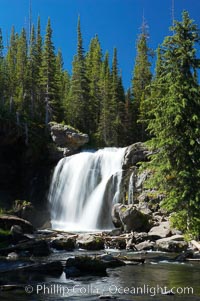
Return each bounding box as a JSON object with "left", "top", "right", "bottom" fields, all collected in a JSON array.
[{"left": 0, "top": 250, "right": 200, "bottom": 301}]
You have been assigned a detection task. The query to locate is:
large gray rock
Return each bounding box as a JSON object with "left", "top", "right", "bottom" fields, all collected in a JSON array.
[
  {"left": 135, "top": 240, "right": 155, "bottom": 251},
  {"left": 155, "top": 235, "right": 188, "bottom": 252},
  {"left": 49, "top": 122, "right": 89, "bottom": 148},
  {"left": 112, "top": 204, "right": 151, "bottom": 232},
  {"left": 51, "top": 235, "right": 76, "bottom": 250},
  {"left": 111, "top": 203, "right": 124, "bottom": 228},
  {"left": 148, "top": 221, "right": 171, "bottom": 239},
  {"left": 122, "top": 142, "right": 151, "bottom": 170},
  {"left": 65, "top": 256, "right": 107, "bottom": 276},
  {"left": 76, "top": 234, "right": 104, "bottom": 250},
  {"left": 48, "top": 122, "right": 89, "bottom": 161}
]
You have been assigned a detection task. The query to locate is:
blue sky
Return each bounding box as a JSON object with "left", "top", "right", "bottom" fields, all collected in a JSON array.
[{"left": 0, "top": 0, "right": 200, "bottom": 89}]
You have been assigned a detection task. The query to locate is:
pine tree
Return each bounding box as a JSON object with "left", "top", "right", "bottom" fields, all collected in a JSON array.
[
  {"left": 145, "top": 11, "right": 200, "bottom": 237},
  {"left": 55, "top": 48, "right": 69, "bottom": 121},
  {"left": 0, "top": 28, "right": 5, "bottom": 106},
  {"left": 124, "top": 88, "right": 134, "bottom": 145},
  {"left": 66, "top": 16, "right": 89, "bottom": 132},
  {"left": 27, "top": 24, "right": 37, "bottom": 118},
  {"left": 132, "top": 20, "right": 152, "bottom": 142},
  {"left": 16, "top": 28, "right": 28, "bottom": 114},
  {"left": 85, "top": 35, "right": 102, "bottom": 137},
  {"left": 40, "top": 18, "right": 60, "bottom": 124},
  {"left": 97, "top": 51, "right": 112, "bottom": 145},
  {"left": 5, "top": 27, "right": 19, "bottom": 113},
  {"left": 110, "top": 48, "right": 125, "bottom": 146}
]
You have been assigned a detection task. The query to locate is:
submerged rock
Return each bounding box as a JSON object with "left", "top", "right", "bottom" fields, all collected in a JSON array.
[
  {"left": 65, "top": 254, "right": 125, "bottom": 277},
  {"left": 98, "top": 254, "right": 126, "bottom": 268},
  {"left": 65, "top": 256, "right": 107, "bottom": 276},
  {"left": 28, "top": 261, "right": 63, "bottom": 276}
]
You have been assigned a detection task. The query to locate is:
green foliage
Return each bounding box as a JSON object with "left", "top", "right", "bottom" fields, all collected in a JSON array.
[
  {"left": 132, "top": 21, "right": 152, "bottom": 142},
  {"left": 0, "top": 228, "right": 11, "bottom": 236},
  {"left": 66, "top": 17, "right": 89, "bottom": 133},
  {"left": 143, "top": 11, "right": 200, "bottom": 238}
]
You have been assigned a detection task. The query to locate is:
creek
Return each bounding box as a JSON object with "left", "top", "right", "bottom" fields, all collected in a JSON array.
[{"left": 0, "top": 250, "right": 200, "bottom": 300}]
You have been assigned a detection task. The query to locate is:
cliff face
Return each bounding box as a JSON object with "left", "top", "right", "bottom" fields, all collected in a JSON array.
[
  {"left": 0, "top": 122, "right": 89, "bottom": 226},
  {"left": 0, "top": 129, "right": 52, "bottom": 226}
]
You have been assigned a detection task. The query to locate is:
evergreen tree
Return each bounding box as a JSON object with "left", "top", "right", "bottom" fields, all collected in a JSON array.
[
  {"left": 124, "top": 88, "right": 134, "bottom": 145},
  {"left": 132, "top": 20, "right": 152, "bottom": 142},
  {"left": 55, "top": 48, "right": 70, "bottom": 121},
  {"left": 85, "top": 35, "right": 102, "bottom": 137},
  {"left": 144, "top": 11, "right": 200, "bottom": 237},
  {"left": 110, "top": 48, "right": 125, "bottom": 146},
  {"left": 66, "top": 16, "right": 89, "bottom": 132},
  {"left": 5, "top": 27, "right": 18, "bottom": 113},
  {"left": 40, "top": 18, "right": 60, "bottom": 124},
  {"left": 97, "top": 51, "right": 112, "bottom": 145},
  {"left": 16, "top": 27, "right": 28, "bottom": 114},
  {"left": 0, "top": 28, "right": 5, "bottom": 106},
  {"left": 27, "top": 24, "right": 37, "bottom": 118}
]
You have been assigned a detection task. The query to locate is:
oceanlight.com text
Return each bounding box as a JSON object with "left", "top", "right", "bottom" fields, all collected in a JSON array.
[{"left": 25, "top": 283, "right": 194, "bottom": 297}]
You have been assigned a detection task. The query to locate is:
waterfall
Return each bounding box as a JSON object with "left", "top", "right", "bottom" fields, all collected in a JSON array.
[
  {"left": 128, "top": 171, "right": 134, "bottom": 204},
  {"left": 49, "top": 147, "right": 126, "bottom": 231}
]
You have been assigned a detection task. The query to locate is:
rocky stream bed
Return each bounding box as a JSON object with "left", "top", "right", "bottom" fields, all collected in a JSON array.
[{"left": 0, "top": 214, "right": 200, "bottom": 301}]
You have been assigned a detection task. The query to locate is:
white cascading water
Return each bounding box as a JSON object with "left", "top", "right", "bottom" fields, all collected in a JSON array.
[
  {"left": 49, "top": 147, "right": 126, "bottom": 231},
  {"left": 128, "top": 171, "right": 134, "bottom": 204}
]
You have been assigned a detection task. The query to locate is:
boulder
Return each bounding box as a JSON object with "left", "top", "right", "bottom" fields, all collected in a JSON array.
[
  {"left": 51, "top": 235, "right": 76, "bottom": 250},
  {"left": 76, "top": 234, "right": 104, "bottom": 250},
  {"left": 105, "top": 236, "right": 126, "bottom": 250},
  {"left": 0, "top": 215, "right": 34, "bottom": 233},
  {"left": 122, "top": 142, "right": 151, "bottom": 170},
  {"left": 6, "top": 252, "right": 19, "bottom": 260},
  {"left": 65, "top": 266, "right": 81, "bottom": 277},
  {"left": 31, "top": 240, "right": 51, "bottom": 256},
  {"left": 135, "top": 240, "right": 155, "bottom": 251},
  {"left": 112, "top": 204, "right": 151, "bottom": 232},
  {"left": 10, "top": 225, "right": 24, "bottom": 243},
  {"left": 133, "top": 232, "right": 149, "bottom": 243},
  {"left": 155, "top": 235, "right": 188, "bottom": 252},
  {"left": 6, "top": 261, "right": 63, "bottom": 276},
  {"left": 65, "top": 256, "right": 107, "bottom": 276},
  {"left": 111, "top": 204, "right": 124, "bottom": 228},
  {"left": 0, "top": 239, "right": 51, "bottom": 257},
  {"left": 49, "top": 122, "right": 89, "bottom": 149},
  {"left": 118, "top": 205, "right": 151, "bottom": 232},
  {"left": 97, "top": 254, "right": 125, "bottom": 268},
  {"left": 148, "top": 221, "right": 171, "bottom": 240},
  {"left": 29, "top": 261, "right": 63, "bottom": 276}
]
